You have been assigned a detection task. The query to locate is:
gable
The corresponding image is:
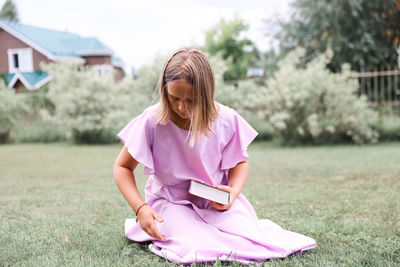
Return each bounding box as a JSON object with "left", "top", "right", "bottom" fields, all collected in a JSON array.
[
  {"left": 0, "top": 28, "right": 52, "bottom": 73},
  {"left": 0, "top": 19, "right": 125, "bottom": 87},
  {"left": 7, "top": 71, "right": 51, "bottom": 90},
  {"left": 0, "top": 19, "right": 113, "bottom": 59}
]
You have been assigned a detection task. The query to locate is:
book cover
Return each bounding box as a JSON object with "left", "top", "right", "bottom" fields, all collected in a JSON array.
[{"left": 188, "top": 180, "right": 230, "bottom": 205}]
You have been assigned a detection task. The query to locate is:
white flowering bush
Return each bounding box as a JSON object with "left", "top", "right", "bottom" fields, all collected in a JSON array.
[
  {"left": 41, "top": 60, "right": 151, "bottom": 143},
  {"left": 212, "top": 55, "right": 275, "bottom": 140},
  {"left": 0, "top": 81, "right": 26, "bottom": 143},
  {"left": 252, "top": 49, "right": 379, "bottom": 144},
  {"left": 212, "top": 54, "right": 262, "bottom": 115},
  {"left": 131, "top": 55, "right": 164, "bottom": 103}
]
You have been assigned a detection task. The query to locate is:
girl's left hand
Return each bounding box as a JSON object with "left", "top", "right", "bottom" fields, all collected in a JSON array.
[{"left": 210, "top": 185, "right": 240, "bottom": 211}]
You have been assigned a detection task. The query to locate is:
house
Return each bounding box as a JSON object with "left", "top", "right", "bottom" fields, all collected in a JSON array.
[
  {"left": 247, "top": 67, "right": 265, "bottom": 84},
  {"left": 0, "top": 18, "right": 125, "bottom": 92},
  {"left": 247, "top": 67, "right": 264, "bottom": 79}
]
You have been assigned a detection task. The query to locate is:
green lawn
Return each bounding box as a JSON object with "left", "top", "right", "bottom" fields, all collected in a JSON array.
[{"left": 0, "top": 142, "right": 399, "bottom": 266}]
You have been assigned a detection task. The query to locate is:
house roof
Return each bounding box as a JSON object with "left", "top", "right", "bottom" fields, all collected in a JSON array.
[
  {"left": 1, "top": 19, "right": 125, "bottom": 90},
  {"left": 0, "top": 18, "right": 115, "bottom": 60},
  {"left": 6, "top": 71, "right": 51, "bottom": 90},
  {"left": 112, "top": 56, "right": 124, "bottom": 68},
  {"left": 247, "top": 68, "right": 264, "bottom": 77}
]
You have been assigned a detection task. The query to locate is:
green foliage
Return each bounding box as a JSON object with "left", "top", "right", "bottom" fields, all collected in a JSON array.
[
  {"left": 0, "top": 81, "right": 26, "bottom": 143},
  {"left": 0, "top": 0, "right": 19, "bottom": 22},
  {"left": 204, "top": 17, "right": 259, "bottom": 81},
  {"left": 274, "top": 0, "right": 400, "bottom": 70},
  {"left": 373, "top": 115, "right": 400, "bottom": 141},
  {"left": 0, "top": 73, "right": 7, "bottom": 84},
  {"left": 23, "top": 95, "right": 55, "bottom": 114},
  {"left": 212, "top": 55, "right": 275, "bottom": 141},
  {"left": 252, "top": 49, "right": 379, "bottom": 145},
  {"left": 11, "top": 116, "right": 66, "bottom": 143},
  {"left": 216, "top": 79, "right": 274, "bottom": 140},
  {"left": 256, "top": 49, "right": 282, "bottom": 80},
  {"left": 130, "top": 55, "right": 164, "bottom": 104},
  {"left": 41, "top": 60, "right": 151, "bottom": 144},
  {"left": 9, "top": 94, "right": 63, "bottom": 143}
]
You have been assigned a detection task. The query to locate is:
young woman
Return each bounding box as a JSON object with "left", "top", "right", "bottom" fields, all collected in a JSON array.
[{"left": 113, "top": 47, "right": 316, "bottom": 265}]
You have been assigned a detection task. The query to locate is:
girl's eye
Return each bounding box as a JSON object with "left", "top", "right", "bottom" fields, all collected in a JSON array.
[{"left": 187, "top": 99, "right": 193, "bottom": 103}]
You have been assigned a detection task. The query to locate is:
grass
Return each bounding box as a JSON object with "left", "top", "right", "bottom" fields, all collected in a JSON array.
[{"left": 0, "top": 142, "right": 399, "bottom": 266}]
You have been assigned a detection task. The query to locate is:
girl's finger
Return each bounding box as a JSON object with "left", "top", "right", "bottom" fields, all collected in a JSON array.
[
  {"left": 216, "top": 185, "right": 231, "bottom": 192},
  {"left": 149, "top": 223, "right": 165, "bottom": 240},
  {"left": 152, "top": 211, "right": 164, "bottom": 223},
  {"left": 213, "top": 202, "right": 227, "bottom": 211}
]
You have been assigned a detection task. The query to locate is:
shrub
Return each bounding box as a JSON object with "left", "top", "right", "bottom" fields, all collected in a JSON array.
[
  {"left": 212, "top": 55, "right": 274, "bottom": 140},
  {"left": 252, "top": 49, "right": 379, "bottom": 145},
  {"left": 41, "top": 60, "right": 151, "bottom": 144},
  {"left": 0, "top": 73, "right": 7, "bottom": 84},
  {"left": 23, "top": 94, "right": 55, "bottom": 115},
  {"left": 0, "top": 81, "right": 26, "bottom": 143},
  {"left": 130, "top": 55, "right": 164, "bottom": 104},
  {"left": 373, "top": 115, "right": 400, "bottom": 141},
  {"left": 11, "top": 117, "right": 66, "bottom": 143}
]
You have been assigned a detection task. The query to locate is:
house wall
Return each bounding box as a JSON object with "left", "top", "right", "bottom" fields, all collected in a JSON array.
[
  {"left": 0, "top": 28, "right": 53, "bottom": 73},
  {"left": 114, "top": 67, "right": 125, "bottom": 81},
  {"left": 14, "top": 80, "right": 26, "bottom": 93},
  {"left": 83, "top": 56, "right": 111, "bottom": 65}
]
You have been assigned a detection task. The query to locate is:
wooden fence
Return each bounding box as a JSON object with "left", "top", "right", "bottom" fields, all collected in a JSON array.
[{"left": 353, "top": 68, "right": 400, "bottom": 115}]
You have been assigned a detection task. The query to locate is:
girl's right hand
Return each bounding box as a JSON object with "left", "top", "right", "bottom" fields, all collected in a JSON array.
[{"left": 137, "top": 205, "right": 166, "bottom": 241}]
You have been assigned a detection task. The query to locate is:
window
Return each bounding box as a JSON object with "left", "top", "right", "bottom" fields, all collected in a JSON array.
[
  {"left": 7, "top": 48, "right": 33, "bottom": 73},
  {"left": 94, "top": 65, "right": 113, "bottom": 78},
  {"left": 13, "top": 53, "right": 19, "bottom": 68}
]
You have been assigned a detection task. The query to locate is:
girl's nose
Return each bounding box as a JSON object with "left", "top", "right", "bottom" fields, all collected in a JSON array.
[{"left": 178, "top": 102, "right": 187, "bottom": 113}]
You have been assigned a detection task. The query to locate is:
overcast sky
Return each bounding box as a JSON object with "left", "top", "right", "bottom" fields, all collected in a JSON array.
[{"left": 1, "top": 0, "right": 292, "bottom": 73}]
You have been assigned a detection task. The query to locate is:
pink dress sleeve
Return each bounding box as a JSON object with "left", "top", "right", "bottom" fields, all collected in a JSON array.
[
  {"left": 117, "top": 111, "right": 155, "bottom": 174},
  {"left": 220, "top": 111, "right": 258, "bottom": 170}
]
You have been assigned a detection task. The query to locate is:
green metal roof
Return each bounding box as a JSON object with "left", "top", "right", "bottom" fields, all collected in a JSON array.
[
  {"left": 21, "top": 71, "right": 49, "bottom": 85},
  {"left": 0, "top": 18, "right": 113, "bottom": 58},
  {"left": 112, "top": 56, "right": 124, "bottom": 67},
  {"left": 7, "top": 71, "right": 50, "bottom": 90},
  {"left": 1, "top": 19, "right": 125, "bottom": 90},
  {"left": 6, "top": 73, "right": 14, "bottom": 84}
]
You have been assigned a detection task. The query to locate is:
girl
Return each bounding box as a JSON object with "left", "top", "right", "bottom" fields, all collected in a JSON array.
[{"left": 113, "top": 47, "right": 316, "bottom": 265}]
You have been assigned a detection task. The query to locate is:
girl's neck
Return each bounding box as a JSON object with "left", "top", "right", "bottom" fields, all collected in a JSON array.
[{"left": 170, "top": 110, "right": 191, "bottom": 130}]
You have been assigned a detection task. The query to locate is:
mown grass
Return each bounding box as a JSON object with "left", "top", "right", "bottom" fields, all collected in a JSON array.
[{"left": 0, "top": 142, "right": 399, "bottom": 266}]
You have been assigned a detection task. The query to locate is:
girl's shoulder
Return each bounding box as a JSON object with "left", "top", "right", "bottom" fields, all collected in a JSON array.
[
  {"left": 216, "top": 102, "right": 236, "bottom": 115},
  {"left": 215, "top": 102, "right": 241, "bottom": 127},
  {"left": 135, "top": 104, "right": 159, "bottom": 125},
  {"left": 215, "top": 102, "right": 258, "bottom": 140},
  {"left": 142, "top": 103, "right": 159, "bottom": 115}
]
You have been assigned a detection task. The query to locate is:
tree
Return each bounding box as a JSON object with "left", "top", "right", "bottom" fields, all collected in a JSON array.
[
  {"left": 203, "top": 17, "right": 259, "bottom": 81},
  {"left": 0, "top": 0, "right": 19, "bottom": 23},
  {"left": 271, "top": 0, "right": 400, "bottom": 71}
]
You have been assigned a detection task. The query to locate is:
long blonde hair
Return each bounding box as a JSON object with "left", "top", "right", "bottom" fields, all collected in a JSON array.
[{"left": 156, "top": 47, "right": 218, "bottom": 147}]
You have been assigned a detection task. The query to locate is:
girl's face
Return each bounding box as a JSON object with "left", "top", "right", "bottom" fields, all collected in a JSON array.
[{"left": 166, "top": 79, "right": 194, "bottom": 119}]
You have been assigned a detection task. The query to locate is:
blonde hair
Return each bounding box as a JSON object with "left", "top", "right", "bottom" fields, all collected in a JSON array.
[{"left": 156, "top": 47, "right": 218, "bottom": 147}]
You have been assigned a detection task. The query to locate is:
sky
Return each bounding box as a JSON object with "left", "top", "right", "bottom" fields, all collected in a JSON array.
[{"left": 1, "top": 0, "right": 292, "bottom": 74}]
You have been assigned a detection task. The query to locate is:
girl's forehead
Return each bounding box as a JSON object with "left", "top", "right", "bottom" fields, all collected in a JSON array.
[{"left": 167, "top": 79, "right": 193, "bottom": 95}]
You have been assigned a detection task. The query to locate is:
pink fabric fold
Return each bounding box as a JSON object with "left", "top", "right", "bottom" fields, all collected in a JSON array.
[
  {"left": 117, "top": 107, "right": 155, "bottom": 174},
  {"left": 220, "top": 109, "right": 258, "bottom": 170}
]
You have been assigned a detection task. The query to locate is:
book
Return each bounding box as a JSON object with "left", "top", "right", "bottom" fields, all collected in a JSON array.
[{"left": 188, "top": 180, "right": 230, "bottom": 205}]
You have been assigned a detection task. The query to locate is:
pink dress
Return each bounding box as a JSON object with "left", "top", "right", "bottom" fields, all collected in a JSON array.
[{"left": 118, "top": 103, "right": 316, "bottom": 265}]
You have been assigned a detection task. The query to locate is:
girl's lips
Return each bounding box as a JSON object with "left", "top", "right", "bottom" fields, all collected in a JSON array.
[
  {"left": 177, "top": 112, "right": 190, "bottom": 118},
  {"left": 172, "top": 108, "right": 191, "bottom": 119}
]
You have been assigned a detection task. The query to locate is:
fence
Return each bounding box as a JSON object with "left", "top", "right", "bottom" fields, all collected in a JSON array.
[{"left": 353, "top": 68, "right": 400, "bottom": 116}]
